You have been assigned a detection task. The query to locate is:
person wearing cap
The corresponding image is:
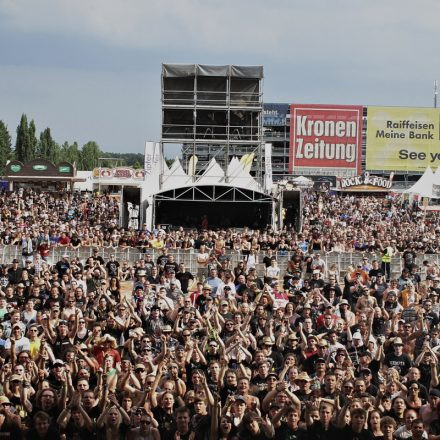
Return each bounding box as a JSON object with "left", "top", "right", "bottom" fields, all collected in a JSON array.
[
  {"left": 94, "top": 334, "right": 121, "bottom": 367},
  {"left": 166, "top": 279, "right": 184, "bottom": 304},
  {"left": 218, "top": 300, "right": 233, "bottom": 321},
  {"left": 144, "top": 306, "right": 165, "bottom": 336},
  {"left": 383, "top": 290, "right": 403, "bottom": 315},
  {"left": 260, "top": 336, "right": 283, "bottom": 370},
  {"left": 284, "top": 333, "right": 301, "bottom": 356},
  {"left": 384, "top": 337, "right": 412, "bottom": 376},
  {"left": 309, "top": 269, "right": 325, "bottom": 291},
  {"left": 194, "top": 283, "right": 213, "bottom": 313},
  {"left": 167, "top": 268, "right": 182, "bottom": 290},
  {"left": 294, "top": 372, "right": 312, "bottom": 402},
  {"left": 222, "top": 394, "right": 246, "bottom": 429},
  {"left": 216, "top": 272, "right": 237, "bottom": 300},
  {"left": 55, "top": 254, "right": 70, "bottom": 277}
]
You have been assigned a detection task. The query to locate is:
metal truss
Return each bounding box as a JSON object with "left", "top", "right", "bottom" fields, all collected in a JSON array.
[{"left": 154, "top": 185, "right": 273, "bottom": 203}]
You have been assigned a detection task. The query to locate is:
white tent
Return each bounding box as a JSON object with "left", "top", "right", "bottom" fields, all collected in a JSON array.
[
  {"left": 292, "top": 176, "right": 313, "bottom": 188},
  {"left": 161, "top": 158, "right": 189, "bottom": 191},
  {"left": 404, "top": 167, "right": 435, "bottom": 198},
  {"left": 226, "top": 156, "right": 261, "bottom": 191},
  {"left": 196, "top": 158, "right": 225, "bottom": 185},
  {"left": 154, "top": 156, "right": 262, "bottom": 192}
]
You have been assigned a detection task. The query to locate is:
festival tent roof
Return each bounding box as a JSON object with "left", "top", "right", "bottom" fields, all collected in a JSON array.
[
  {"left": 196, "top": 158, "right": 226, "bottom": 185},
  {"left": 226, "top": 156, "right": 261, "bottom": 191},
  {"left": 156, "top": 156, "right": 263, "bottom": 193},
  {"left": 160, "top": 159, "right": 190, "bottom": 191},
  {"left": 404, "top": 167, "right": 435, "bottom": 197},
  {"left": 292, "top": 176, "right": 314, "bottom": 187}
]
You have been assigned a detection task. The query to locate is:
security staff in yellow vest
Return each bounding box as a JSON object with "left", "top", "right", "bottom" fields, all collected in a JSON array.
[{"left": 380, "top": 240, "right": 394, "bottom": 281}]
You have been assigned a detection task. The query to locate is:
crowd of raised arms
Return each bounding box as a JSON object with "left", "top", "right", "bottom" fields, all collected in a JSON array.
[{"left": 0, "top": 189, "right": 438, "bottom": 439}]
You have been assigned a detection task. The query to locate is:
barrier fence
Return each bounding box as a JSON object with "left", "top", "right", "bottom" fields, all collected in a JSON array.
[{"left": 1, "top": 245, "right": 439, "bottom": 280}]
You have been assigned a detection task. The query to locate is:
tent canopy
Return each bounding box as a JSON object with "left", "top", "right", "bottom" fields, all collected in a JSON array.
[
  {"left": 404, "top": 167, "right": 435, "bottom": 198},
  {"left": 162, "top": 64, "right": 263, "bottom": 79}
]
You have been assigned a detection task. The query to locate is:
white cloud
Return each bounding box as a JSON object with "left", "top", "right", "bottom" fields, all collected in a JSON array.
[
  {"left": 1, "top": 0, "right": 440, "bottom": 152},
  {"left": 0, "top": 64, "right": 159, "bottom": 152},
  {"left": 1, "top": 0, "right": 440, "bottom": 68}
]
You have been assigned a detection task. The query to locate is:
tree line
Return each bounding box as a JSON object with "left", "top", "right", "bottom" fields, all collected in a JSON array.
[{"left": 0, "top": 114, "right": 144, "bottom": 173}]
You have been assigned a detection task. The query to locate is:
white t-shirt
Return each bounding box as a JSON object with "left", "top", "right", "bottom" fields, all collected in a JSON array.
[{"left": 4, "top": 336, "right": 30, "bottom": 352}]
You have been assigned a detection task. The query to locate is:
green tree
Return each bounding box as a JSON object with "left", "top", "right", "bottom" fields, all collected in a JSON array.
[
  {"left": 79, "top": 141, "right": 101, "bottom": 170},
  {"left": 29, "top": 120, "right": 38, "bottom": 159},
  {"left": 38, "top": 127, "right": 60, "bottom": 163},
  {"left": 60, "top": 141, "right": 80, "bottom": 165},
  {"left": 15, "top": 114, "right": 33, "bottom": 162},
  {"left": 0, "top": 120, "right": 12, "bottom": 173}
]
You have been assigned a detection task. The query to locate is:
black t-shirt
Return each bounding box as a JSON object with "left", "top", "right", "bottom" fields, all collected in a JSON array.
[
  {"left": 0, "top": 422, "right": 24, "bottom": 439},
  {"left": 384, "top": 352, "right": 412, "bottom": 376},
  {"left": 268, "top": 349, "right": 284, "bottom": 370},
  {"left": 338, "top": 425, "right": 375, "bottom": 440},
  {"left": 164, "top": 261, "right": 179, "bottom": 273},
  {"left": 52, "top": 334, "right": 73, "bottom": 360},
  {"left": 192, "top": 414, "right": 211, "bottom": 440},
  {"left": 275, "top": 422, "right": 307, "bottom": 440},
  {"left": 152, "top": 407, "right": 177, "bottom": 440},
  {"left": 372, "top": 317, "right": 387, "bottom": 336},
  {"left": 26, "top": 427, "right": 60, "bottom": 440},
  {"left": 106, "top": 260, "right": 120, "bottom": 277},
  {"left": 176, "top": 271, "right": 194, "bottom": 293},
  {"left": 307, "top": 421, "right": 340, "bottom": 440},
  {"left": 403, "top": 250, "right": 417, "bottom": 268},
  {"left": 55, "top": 260, "right": 70, "bottom": 276},
  {"left": 7, "top": 268, "right": 22, "bottom": 285},
  {"left": 62, "top": 420, "right": 92, "bottom": 439},
  {"left": 425, "top": 311, "right": 439, "bottom": 327}
]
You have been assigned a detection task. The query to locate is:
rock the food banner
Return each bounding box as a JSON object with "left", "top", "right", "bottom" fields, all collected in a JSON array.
[
  {"left": 366, "top": 106, "right": 440, "bottom": 171},
  {"left": 338, "top": 172, "right": 393, "bottom": 190},
  {"left": 289, "top": 104, "right": 363, "bottom": 174}
]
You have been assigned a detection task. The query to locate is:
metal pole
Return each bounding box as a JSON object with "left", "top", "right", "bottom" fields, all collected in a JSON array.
[{"left": 434, "top": 80, "right": 438, "bottom": 108}]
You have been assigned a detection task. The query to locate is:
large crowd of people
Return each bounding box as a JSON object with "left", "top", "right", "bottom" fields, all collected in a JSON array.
[{"left": 0, "top": 188, "right": 438, "bottom": 439}]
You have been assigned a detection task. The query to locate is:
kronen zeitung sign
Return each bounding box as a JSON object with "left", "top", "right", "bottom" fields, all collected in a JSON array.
[
  {"left": 339, "top": 172, "right": 393, "bottom": 190},
  {"left": 290, "top": 104, "right": 363, "bottom": 174}
]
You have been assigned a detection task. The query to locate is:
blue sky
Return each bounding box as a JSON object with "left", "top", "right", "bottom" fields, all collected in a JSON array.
[{"left": 1, "top": 0, "right": 440, "bottom": 154}]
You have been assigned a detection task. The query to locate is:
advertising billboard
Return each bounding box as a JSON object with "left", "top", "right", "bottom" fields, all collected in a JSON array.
[
  {"left": 289, "top": 104, "right": 363, "bottom": 174},
  {"left": 263, "top": 103, "right": 289, "bottom": 126},
  {"left": 366, "top": 106, "right": 440, "bottom": 172}
]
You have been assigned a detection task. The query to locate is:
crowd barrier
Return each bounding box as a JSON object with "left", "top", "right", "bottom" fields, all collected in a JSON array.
[{"left": 1, "top": 245, "right": 438, "bottom": 280}]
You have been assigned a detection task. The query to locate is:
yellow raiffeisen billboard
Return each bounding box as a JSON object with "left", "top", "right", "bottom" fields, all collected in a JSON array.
[{"left": 366, "top": 106, "right": 440, "bottom": 171}]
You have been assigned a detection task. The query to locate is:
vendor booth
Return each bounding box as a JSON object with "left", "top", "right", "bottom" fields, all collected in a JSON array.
[{"left": 4, "top": 159, "right": 84, "bottom": 191}]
